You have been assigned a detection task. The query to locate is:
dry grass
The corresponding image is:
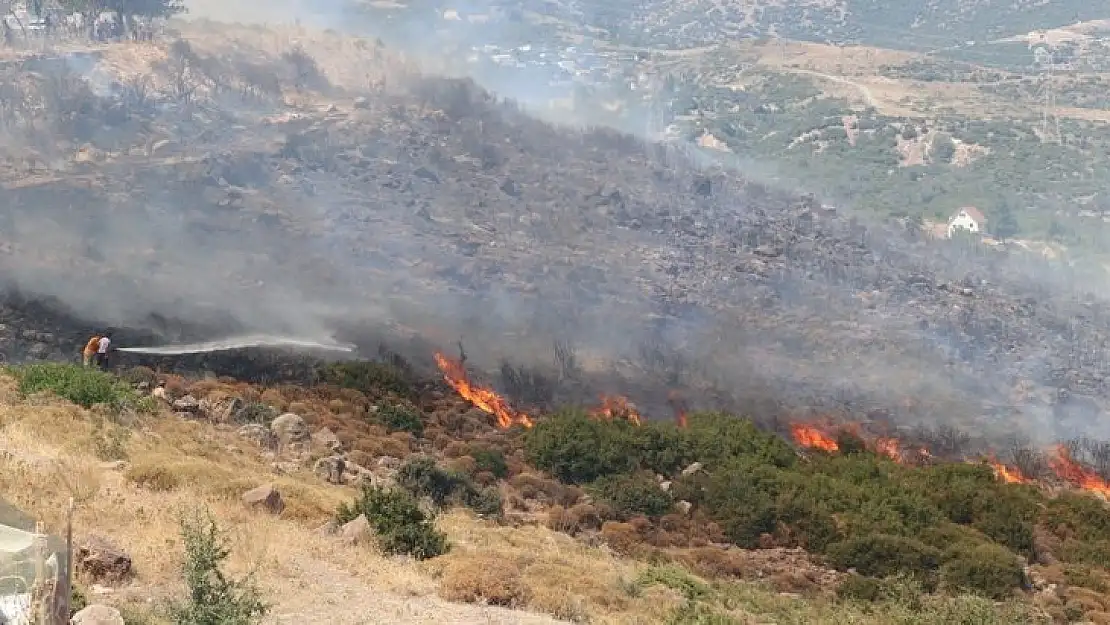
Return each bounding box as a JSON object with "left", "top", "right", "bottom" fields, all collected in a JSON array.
[{"left": 438, "top": 554, "right": 529, "bottom": 607}]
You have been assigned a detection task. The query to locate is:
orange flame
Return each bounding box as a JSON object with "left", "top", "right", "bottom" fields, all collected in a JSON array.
[
  {"left": 434, "top": 352, "right": 533, "bottom": 429},
  {"left": 874, "top": 437, "right": 900, "bottom": 462},
  {"left": 590, "top": 395, "right": 642, "bottom": 425},
  {"left": 987, "top": 459, "right": 1032, "bottom": 484},
  {"left": 790, "top": 423, "right": 839, "bottom": 452},
  {"left": 1049, "top": 445, "right": 1110, "bottom": 497}
]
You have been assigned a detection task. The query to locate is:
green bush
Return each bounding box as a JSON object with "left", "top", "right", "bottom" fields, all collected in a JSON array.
[
  {"left": 826, "top": 534, "right": 941, "bottom": 580},
  {"left": 470, "top": 446, "right": 508, "bottom": 478},
  {"left": 11, "top": 363, "right": 146, "bottom": 411},
  {"left": 589, "top": 472, "right": 674, "bottom": 519},
  {"left": 397, "top": 456, "right": 472, "bottom": 505},
  {"left": 374, "top": 403, "right": 424, "bottom": 436},
  {"left": 395, "top": 456, "right": 501, "bottom": 517},
  {"left": 939, "top": 543, "right": 1025, "bottom": 600},
  {"left": 320, "top": 361, "right": 412, "bottom": 397},
  {"left": 1040, "top": 492, "right": 1110, "bottom": 544},
  {"left": 523, "top": 411, "right": 642, "bottom": 484},
  {"left": 166, "top": 508, "right": 268, "bottom": 625},
  {"left": 336, "top": 485, "right": 449, "bottom": 560},
  {"left": 836, "top": 574, "right": 885, "bottom": 602}
]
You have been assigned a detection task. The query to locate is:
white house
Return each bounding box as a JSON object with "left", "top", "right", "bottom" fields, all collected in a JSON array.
[{"left": 947, "top": 206, "right": 987, "bottom": 238}]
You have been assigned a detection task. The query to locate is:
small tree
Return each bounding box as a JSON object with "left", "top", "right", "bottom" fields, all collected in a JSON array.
[
  {"left": 167, "top": 509, "right": 268, "bottom": 625},
  {"left": 930, "top": 132, "right": 956, "bottom": 163},
  {"left": 991, "top": 200, "right": 1020, "bottom": 241}
]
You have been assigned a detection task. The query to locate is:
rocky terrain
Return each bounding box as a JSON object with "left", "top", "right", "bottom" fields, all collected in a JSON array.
[{"left": 3, "top": 19, "right": 1110, "bottom": 461}]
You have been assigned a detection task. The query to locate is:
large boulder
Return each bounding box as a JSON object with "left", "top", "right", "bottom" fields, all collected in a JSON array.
[
  {"left": 71, "top": 605, "right": 124, "bottom": 625},
  {"left": 75, "top": 536, "right": 132, "bottom": 584},
  {"left": 242, "top": 484, "right": 284, "bottom": 514},
  {"left": 311, "top": 427, "right": 342, "bottom": 452},
  {"left": 270, "top": 413, "right": 309, "bottom": 446},
  {"left": 340, "top": 514, "right": 373, "bottom": 546}
]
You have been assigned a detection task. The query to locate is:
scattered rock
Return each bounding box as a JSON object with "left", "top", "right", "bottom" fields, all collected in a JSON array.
[
  {"left": 316, "top": 519, "right": 339, "bottom": 536},
  {"left": 313, "top": 455, "right": 346, "bottom": 484},
  {"left": 340, "top": 514, "right": 373, "bottom": 546},
  {"left": 172, "top": 395, "right": 201, "bottom": 414},
  {"left": 270, "top": 412, "right": 309, "bottom": 446},
  {"left": 237, "top": 423, "right": 276, "bottom": 448},
  {"left": 353, "top": 96, "right": 370, "bottom": 109},
  {"left": 677, "top": 500, "right": 693, "bottom": 515},
  {"left": 97, "top": 460, "right": 129, "bottom": 472},
  {"left": 312, "top": 427, "right": 342, "bottom": 451},
  {"left": 659, "top": 480, "right": 672, "bottom": 492},
  {"left": 75, "top": 536, "right": 132, "bottom": 584},
  {"left": 71, "top": 604, "right": 124, "bottom": 625},
  {"left": 681, "top": 462, "right": 704, "bottom": 477},
  {"left": 242, "top": 484, "right": 284, "bottom": 514},
  {"left": 376, "top": 456, "right": 402, "bottom": 470}
]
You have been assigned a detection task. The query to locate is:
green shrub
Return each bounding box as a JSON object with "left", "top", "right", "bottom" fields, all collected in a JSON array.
[
  {"left": 397, "top": 456, "right": 472, "bottom": 505},
  {"left": 682, "top": 412, "right": 795, "bottom": 469},
  {"left": 320, "top": 361, "right": 412, "bottom": 397},
  {"left": 826, "top": 534, "right": 941, "bottom": 580},
  {"left": 396, "top": 456, "right": 501, "bottom": 517},
  {"left": 589, "top": 472, "right": 674, "bottom": 519},
  {"left": 70, "top": 585, "right": 88, "bottom": 617},
  {"left": 166, "top": 508, "right": 268, "bottom": 625},
  {"left": 523, "top": 411, "right": 641, "bottom": 484},
  {"left": 939, "top": 543, "right": 1024, "bottom": 600},
  {"left": 336, "top": 485, "right": 448, "bottom": 560},
  {"left": 470, "top": 447, "right": 508, "bottom": 478},
  {"left": 11, "top": 363, "right": 145, "bottom": 411},
  {"left": 836, "top": 574, "right": 885, "bottom": 602},
  {"left": 1041, "top": 492, "right": 1110, "bottom": 543},
  {"left": 374, "top": 403, "right": 424, "bottom": 436},
  {"left": 1063, "top": 564, "right": 1108, "bottom": 592},
  {"left": 234, "top": 402, "right": 278, "bottom": 425}
]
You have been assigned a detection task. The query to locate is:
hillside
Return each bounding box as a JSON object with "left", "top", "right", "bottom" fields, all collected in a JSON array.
[{"left": 4, "top": 357, "right": 1107, "bottom": 625}]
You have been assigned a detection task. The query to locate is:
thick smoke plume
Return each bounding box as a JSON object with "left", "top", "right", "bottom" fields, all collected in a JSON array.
[{"left": 0, "top": 0, "right": 1109, "bottom": 456}]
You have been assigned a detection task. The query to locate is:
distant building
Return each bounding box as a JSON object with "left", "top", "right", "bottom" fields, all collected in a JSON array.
[{"left": 947, "top": 206, "right": 987, "bottom": 238}]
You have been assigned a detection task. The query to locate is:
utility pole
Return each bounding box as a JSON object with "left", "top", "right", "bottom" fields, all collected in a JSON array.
[{"left": 1041, "top": 42, "right": 1062, "bottom": 144}]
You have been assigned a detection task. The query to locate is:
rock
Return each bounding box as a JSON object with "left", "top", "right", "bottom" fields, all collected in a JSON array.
[
  {"left": 270, "top": 413, "right": 309, "bottom": 446},
  {"left": 316, "top": 519, "right": 339, "bottom": 536},
  {"left": 677, "top": 500, "right": 693, "bottom": 515},
  {"left": 71, "top": 604, "right": 125, "bottom": 625},
  {"left": 238, "top": 423, "right": 276, "bottom": 448},
  {"left": 75, "top": 536, "right": 132, "bottom": 583},
  {"left": 353, "top": 96, "right": 370, "bottom": 109},
  {"left": 172, "top": 395, "right": 201, "bottom": 413},
  {"left": 313, "top": 455, "right": 346, "bottom": 484},
  {"left": 312, "top": 427, "right": 342, "bottom": 451},
  {"left": 341, "top": 514, "right": 373, "bottom": 546},
  {"left": 659, "top": 480, "right": 672, "bottom": 492},
  {"left": 98, "top": 460, "right": 129, "bottom": 471},
  {"left": 242, "top": 484, "right": 284, "bottom": 514},
  {"left": 376, "top": 456, "right": 402, "bottom": 470},
  {"left": 681, "top": 462, "right": 704, "bottom": 477}
]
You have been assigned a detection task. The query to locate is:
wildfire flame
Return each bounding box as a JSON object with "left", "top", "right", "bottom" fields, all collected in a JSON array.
[
  {"left": 434, "top": 352, "right": 533, "bottom": 429},
  {"left": 874, "top": 437, "right": 900, "bottom": 462},
  {"left": 790, "top": 423, "right": 839, "bottom": 452},
  {"left": 987, "top": 459, "right": 1032, "bottom": 485},
  {"left": 590, "top": 395, "right": 642, "bottom": 425},
  {"left": 1049, "top": 445, "right": 1110, "bottom": 497}
]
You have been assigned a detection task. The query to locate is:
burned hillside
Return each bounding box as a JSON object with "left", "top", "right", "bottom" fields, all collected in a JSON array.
[{"left": 0, "top": 22, "right": 1108, "bottom": 449}]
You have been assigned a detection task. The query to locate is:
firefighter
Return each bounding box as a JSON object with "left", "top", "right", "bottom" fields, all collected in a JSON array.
[{"left": 82, "top": 334, "right": 100, "bottom": 367}]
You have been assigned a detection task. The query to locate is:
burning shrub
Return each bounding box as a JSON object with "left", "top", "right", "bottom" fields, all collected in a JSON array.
[
  {"left": 825, "top": 534, "right": 941, "bottom": 581},
  {"left": 588, "top": 472, "right": 674, "bottom": 520},
  {"left": 336, "top": 485, "right": 449, "bottom": 560},
  {"left": 438, "top": 554, "right": 528, "bottom": 607},
  {"left": 319, "top": 361, "right": 413, "bottom": 397},
  {"left": 939, "top": 543, "right": 1025, "bottom": 600},
  {"left": 373, "top": 403, "right": 425, "bottom": 436}
]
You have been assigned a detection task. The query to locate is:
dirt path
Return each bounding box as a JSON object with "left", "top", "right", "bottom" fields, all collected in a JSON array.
[{"left": 262, "top": 554, "right": 571, "bottom": 625}]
